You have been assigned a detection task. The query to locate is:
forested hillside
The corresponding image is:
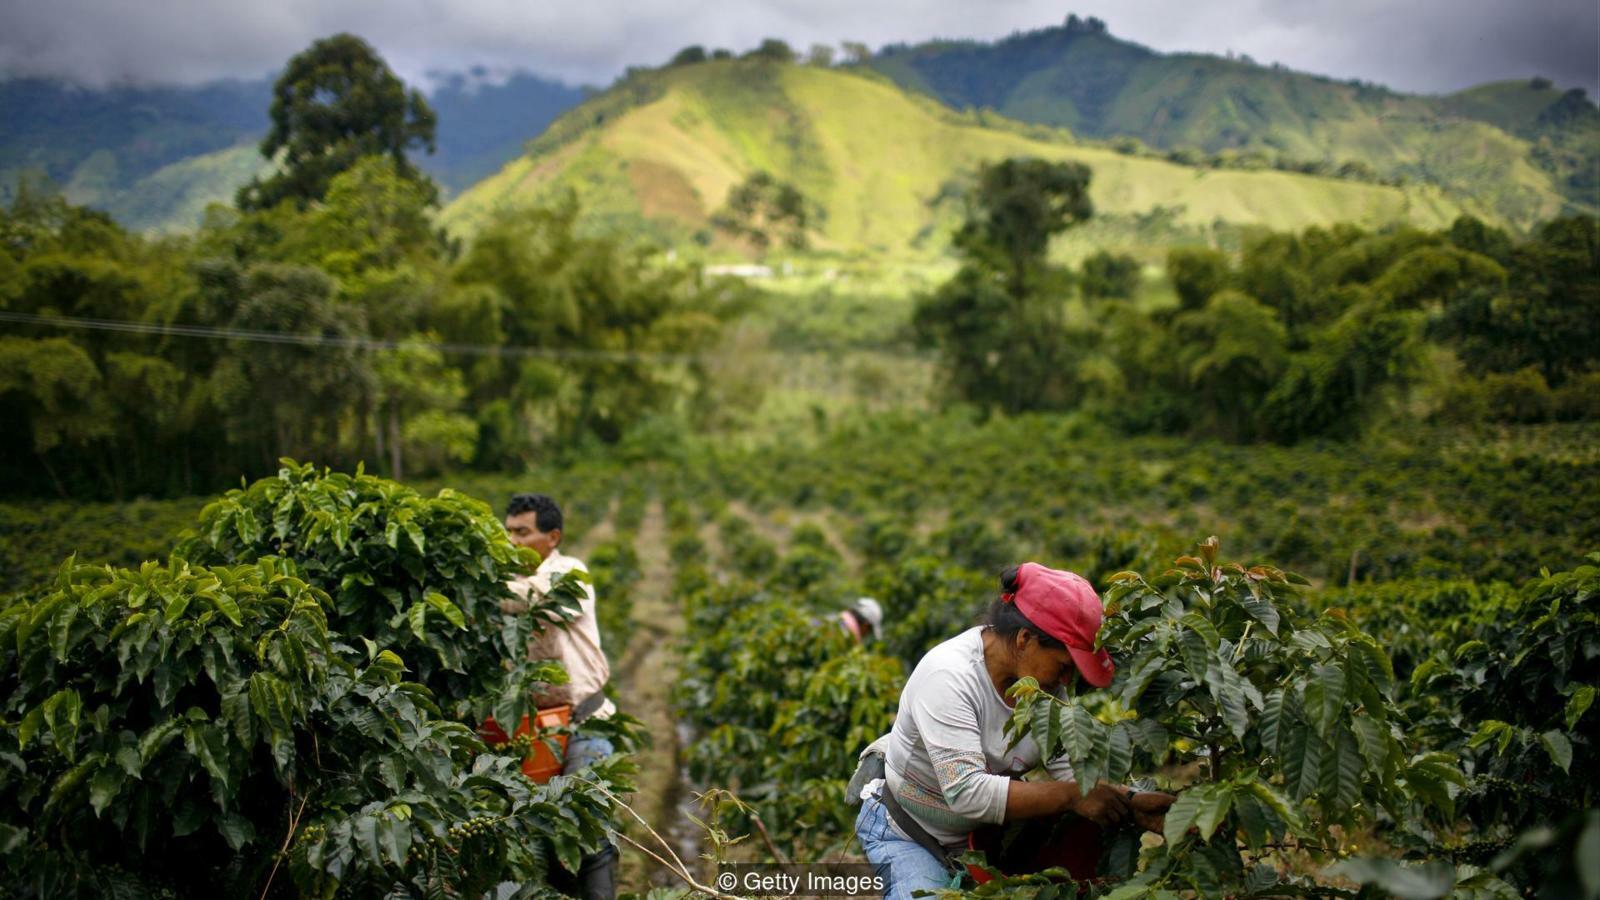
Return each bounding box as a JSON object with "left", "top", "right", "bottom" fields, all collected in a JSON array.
[
  {"left": 442, "top": 57, "right": 1469, "bottom": 252},
  {"left": 7, "top": 19, "right": 1594, "bottom": 238},
  {"left": 866, "top": 17, "right": 1598, "bottom": 228}
]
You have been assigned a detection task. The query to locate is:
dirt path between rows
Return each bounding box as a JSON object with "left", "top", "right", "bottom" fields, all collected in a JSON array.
[{"left": 606, "top": 499, "right": 694, "bottom": 891}]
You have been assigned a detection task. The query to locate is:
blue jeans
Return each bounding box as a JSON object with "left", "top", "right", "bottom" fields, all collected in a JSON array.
[
  {"left": 855, "top": 793, "right": 957, "bottom": 900},
  {"left": 559, "top": 732, "right": 618, "bottom": 899},
  {"left": 563, "top": 733, "right": 614, "bottom": 774}
]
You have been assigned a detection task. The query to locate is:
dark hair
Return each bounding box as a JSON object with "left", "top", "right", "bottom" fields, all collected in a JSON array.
[
  {"left": 506, "top": 493, "right": 563, "bottom": 533},
  {"left": 984, "top": 565, "right": 1066, "bottom": 649}
]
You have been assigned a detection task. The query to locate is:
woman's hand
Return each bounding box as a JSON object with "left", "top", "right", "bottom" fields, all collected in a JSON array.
[
  {"left": 1128, "top": 790, "right": 1177, "bottom": 834},
  {"left": 1072, "top": 784, "right": 1133, "bottom": 827},
  {"left": 500, "top": 597, "right": 527, "bottom": 614}
]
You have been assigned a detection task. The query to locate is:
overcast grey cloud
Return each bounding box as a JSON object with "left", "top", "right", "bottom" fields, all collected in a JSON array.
[{"left": 0, "top": 0, "right": 1594, "bottom": 96}]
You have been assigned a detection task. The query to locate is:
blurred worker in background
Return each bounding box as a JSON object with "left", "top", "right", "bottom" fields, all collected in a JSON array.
[{"left": 838, "top": 596, "right": 885, "bottom": 643}]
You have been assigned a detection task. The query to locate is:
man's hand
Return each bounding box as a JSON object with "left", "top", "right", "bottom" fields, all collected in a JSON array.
[
  {"left": 500, "top": 597, "right": 528, "bottom": 615},
  {"left": 1073, "top": 783, "right": 1132, "bottom": 827},
  {"left": 1128, "top": 790, "right": 1177, "bottom": 834}
]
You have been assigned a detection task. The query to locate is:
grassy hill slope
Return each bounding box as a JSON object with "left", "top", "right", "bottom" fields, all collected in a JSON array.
[
  {"left": 865, "top": 22, "right": 1595, "bottom": 227},
  {"left": 442, "top": 60, "right": 1469, "bottom": 255}
]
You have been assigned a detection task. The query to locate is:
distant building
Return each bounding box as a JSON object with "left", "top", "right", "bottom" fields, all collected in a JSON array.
[{"left": 704, "top": 264, "right": 774, "bottom": 278}]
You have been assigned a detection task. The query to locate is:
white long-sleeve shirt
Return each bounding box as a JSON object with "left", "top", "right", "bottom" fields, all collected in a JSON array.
[
  {"left": 510, "top": 549, "right": 615, "bottom": 720},
  {"left": 884, "top": 627, "right": 1075, "bottom": 847}
]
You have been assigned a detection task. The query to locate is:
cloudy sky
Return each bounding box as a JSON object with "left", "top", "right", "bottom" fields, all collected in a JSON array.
[{"left": 2, "top": 0, "right": 1595, "bottom": 96}]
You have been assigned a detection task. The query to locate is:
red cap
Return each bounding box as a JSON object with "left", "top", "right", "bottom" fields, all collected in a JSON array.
[{"left": 1008, "top": 562, "right": 1115, "bottom": 688}]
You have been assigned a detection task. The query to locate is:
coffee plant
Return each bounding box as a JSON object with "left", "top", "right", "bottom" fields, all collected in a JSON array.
[
  {"left": 1405, "top": 553, "right": 1597, "bottom": 852},
  {"left": 0, "top": 557, "right": 629, "bottom": 897},
  {"left": 673, "top": 542, "right": 902, "bottom": 856},
  {"left": 0, "top": 464, "right": 640, "bottom": 897},
  {"left": 995, "top": 537, "right": 1514, "bottom": 897},
  {"left": 176, "top": 460, "right": 582, "bottom": 724}
]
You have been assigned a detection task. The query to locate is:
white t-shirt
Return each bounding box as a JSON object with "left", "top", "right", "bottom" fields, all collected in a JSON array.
[
  {"left": 884, "top": 626, "right": 1075, "bottom": 847},
  {"left": 511, "top": 548, "right": 615, "bottom": 720}
]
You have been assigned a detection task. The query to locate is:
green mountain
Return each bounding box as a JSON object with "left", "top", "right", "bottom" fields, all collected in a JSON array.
[
  {"left": 0, "top": 72, "right": 585, "bottom": 231},
  {"left": 865, "top": 18, "right": 1597, "bottom": 227},
  {"left": 441, "top": 58, "right": 1473, "bottom": 255},
  {"left": 0, "top": 78, "right": 271, "bottom": 231}
]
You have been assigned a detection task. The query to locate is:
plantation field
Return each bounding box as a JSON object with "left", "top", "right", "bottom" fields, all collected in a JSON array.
[
  {"left": 9, "top": 419, "right": 1595, "bottom": 595},
  {"left": 4, "top": 416, "right": 1597, "bottom": 896}
]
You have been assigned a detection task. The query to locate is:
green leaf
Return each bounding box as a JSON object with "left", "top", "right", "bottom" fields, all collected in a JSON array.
[
  {"left": 90, "top": 763, "right": 124, "bottom": 816},
  {"left": 1194, "top": 785, "right": 1234, "bottom": 842},
  {"left": 45, "top": 753, "right": 102, "bottom": 813},
  {"left": 1058, "top": 702, "right": 1095, "bottom": 773},
  {"left": 1239, "top": 594, "right": 1280, "bottom": 636},
  {"left": 1282, "top": 724, "right": 1325, "bottom": 801},
  {"left": 42, "top": 689, "right": 82, "bottom": 761},
  {"left": 357, "top": 813, "right": 383, "bottom": 868},
  {"left": 424, "top": 592, "right": 466, "bottom": 629},
  {"left": 1164, "top": 789, "right": 1205, "bottom": 848},
  {"left": 1351, "top": 714, "right": 1390, "bottom": 775},
  {"left": 48, "top": 601, "right": 80, "bottom": 661},
  {"left": 1566, "top": 685, "right": 1595, "bottom": 731},
  {"left": 1180, "top": 612, "right": 1220, "bottom": 650},
  {"left": 138, "top": 719, "right": 184, "bottom": 765},
  {"left": 1119, "top": 649, "right": 1166, "bottom": 707},
  {"left": 1100, "top": 827, "right": 1142, "bottom": 880},
  {"left": 377, "top": 812, "right": 413, "bottom": 868},
  {"left": 1303, "top": 663, "right": 1345, "bottom": 739},
  {"left": 210, "top": 592, "right": 243, "bottom": 627},
  {"left": 216, "top": 812, "right": 256, "bottom": 851},
  {"left": 1179, "top": 629, "right": 1211, "bottom": 683},
  {"left": 1232, "top": 792, "right": 1275, "bottom": 847},
  {"left": 1291, "top": 630, "right": 1332, "bottom": 654},
  {"left": 407, "top": 601, "right": 428, "bottom": 640},
  {"left": 1404, "top": 752, "right": 1465, "bottom": 818},
  {"left": 1246, "top": 781, "right": 1301, "bottom": 836},
  {"left": 1468, "top": 720, "right": 1515, "bottom": 756},
  {"left": 1323, "top": 727, "right": 1363, "bottom": 811},
  {"left": 1106, "top": 721, "right": 1133, "bottom": 783},
  {"left": 1539, "top": 730, "right": 1573, "bottom": 773},
  {"left": 1260, "top": 688, "right": 1289, "bottom": 756},
  {"left": 1208, "top": 659, "right": 1250, "bottom": 740},
  {"left": 163, "top": 590, "right": 193, "bottom": 622},
  {"left": 184, "top": 723, "right": 233, "bottom": 798},
  {"left": 18, "top": 707, "right": 44, "bottom": 749},
  {"left": 1347, "top": 638, "right": 1395, "bottom": 699},
  {"left": 220, "top": 686, "right": 253, "bottom": 745},
  {"left": 115, "top": 746, "right": 142, "bottom": 777},
  {"left": 1125, "top": 717, "right": 1168, "bottom": 754}
]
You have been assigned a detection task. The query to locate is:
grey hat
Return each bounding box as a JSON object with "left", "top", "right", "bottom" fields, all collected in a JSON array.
[{"left": 850, "top": 597, "right": 884, "bottom": 634}]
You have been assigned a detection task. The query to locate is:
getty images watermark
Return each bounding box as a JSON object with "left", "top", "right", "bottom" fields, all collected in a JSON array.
[{"left": 715, "top": 863, "right": 885, "bottom": 897}]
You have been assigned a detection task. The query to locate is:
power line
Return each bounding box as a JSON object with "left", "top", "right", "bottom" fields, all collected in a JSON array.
[{"left": 0, "top": 310, "right": 702, "bottom": 363}]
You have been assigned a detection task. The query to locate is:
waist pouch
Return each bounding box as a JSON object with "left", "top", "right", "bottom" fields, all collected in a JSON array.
[{"left": 848, "top": 746, "right": 959, "bottom": 874}]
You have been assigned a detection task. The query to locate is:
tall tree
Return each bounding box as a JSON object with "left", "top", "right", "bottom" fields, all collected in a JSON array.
[
  {"left": 237, "top": 34, "right": 436, "bottom": 211},
  {"left": 914, "top": 158, "right": 1094, "bottom": 413},
  {"left": 953, "top": 158, "right": 1092, "bottom": 298}
]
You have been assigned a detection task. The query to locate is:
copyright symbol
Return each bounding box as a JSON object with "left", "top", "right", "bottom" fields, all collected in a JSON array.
[{"left": 716, "top": 871, "right": 738, "bottom": 891}]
